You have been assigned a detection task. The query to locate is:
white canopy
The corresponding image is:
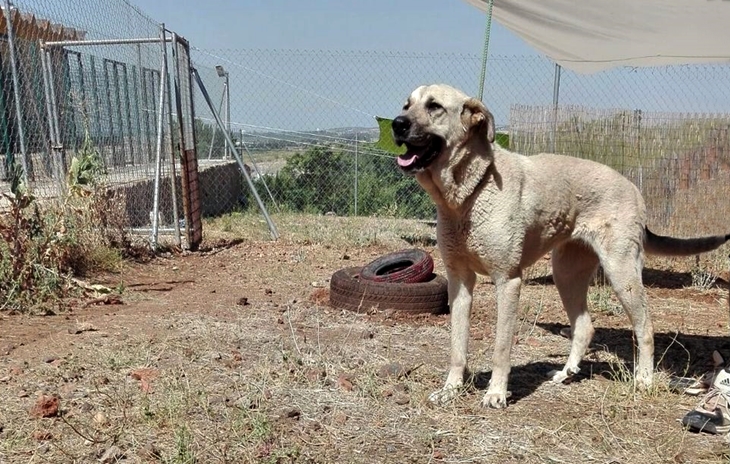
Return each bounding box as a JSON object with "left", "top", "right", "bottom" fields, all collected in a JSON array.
[{"left": 463, "top": 0, "right": 730, "bottom": 74}]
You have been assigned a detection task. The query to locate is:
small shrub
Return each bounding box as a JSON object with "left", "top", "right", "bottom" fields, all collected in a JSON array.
[
  {"left": 0, "top": 132, "right": 135, "bottom": 313},
  {"left": 0, "top": 185, "right": 73, "bottom": 311},
  {"left": 690, "top": 266, "right": 717, "bottom": 290}
]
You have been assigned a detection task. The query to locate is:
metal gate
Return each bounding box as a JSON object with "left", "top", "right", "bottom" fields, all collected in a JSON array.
[{"left": 36, "top": 25, "right": 203, "bottom": 250}]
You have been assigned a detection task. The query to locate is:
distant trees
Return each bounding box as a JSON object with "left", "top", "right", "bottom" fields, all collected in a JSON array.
[
  {"left": 241, "top": 145, "right": 435, "bottom": 219},
  {"left": 194, "top": 119, "right": 228, "bottom": 159}
]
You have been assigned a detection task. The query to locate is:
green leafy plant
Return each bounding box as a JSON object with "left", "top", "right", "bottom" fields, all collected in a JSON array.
[
  {"left": 67, "top": 128, "right": 105, "bottom": 197},
  {"left": 374, "top": 116, "right": 510, "bottom": 153}
]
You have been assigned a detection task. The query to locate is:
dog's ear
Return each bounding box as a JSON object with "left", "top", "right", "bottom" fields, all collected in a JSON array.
[{"left": 461, "top": 98, "right": 495, "bottom": 144}]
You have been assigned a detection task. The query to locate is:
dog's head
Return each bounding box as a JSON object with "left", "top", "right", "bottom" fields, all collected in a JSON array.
[{"left": 392, "top": 84, "right": 495, "bottom": 174}]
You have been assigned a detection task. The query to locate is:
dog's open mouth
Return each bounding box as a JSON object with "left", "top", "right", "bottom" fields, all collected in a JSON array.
[{"left": 396, "top": 137, "right": 442, "bottom": 172}]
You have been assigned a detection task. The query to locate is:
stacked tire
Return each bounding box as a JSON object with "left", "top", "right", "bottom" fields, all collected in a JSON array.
[{"left": 329, "top": 249, "right": 448, "bottom": 314}]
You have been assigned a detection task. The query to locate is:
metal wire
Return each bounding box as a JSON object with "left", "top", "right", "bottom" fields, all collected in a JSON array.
[{"left": 1, "top": 1, "right": 728, "bottom": 246}]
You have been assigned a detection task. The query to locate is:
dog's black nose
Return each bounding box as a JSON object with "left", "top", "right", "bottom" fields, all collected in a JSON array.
[{"left": 392, "top": 116, "right": 411, "bottom": 137}]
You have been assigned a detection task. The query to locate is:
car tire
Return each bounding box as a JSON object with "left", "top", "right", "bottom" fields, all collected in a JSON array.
[
  {"left": 359, "top": 249, "right": 434, "bottom": 284},
  {"left": 329, "top": 266, "right": 448, "bottom": 314}
]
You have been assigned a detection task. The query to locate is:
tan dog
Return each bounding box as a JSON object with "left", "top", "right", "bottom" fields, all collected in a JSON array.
[{"left": 392, "top": 84, "right": 730, "bottom": 409}]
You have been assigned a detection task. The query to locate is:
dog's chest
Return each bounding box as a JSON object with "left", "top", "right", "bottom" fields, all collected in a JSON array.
[{"left": 437, "top": 214, "right": 505, "bottom": 275}]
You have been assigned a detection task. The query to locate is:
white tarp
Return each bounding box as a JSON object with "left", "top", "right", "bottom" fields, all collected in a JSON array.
[{"left": 463, "top": 0, "right": 730, "bottom": 74}]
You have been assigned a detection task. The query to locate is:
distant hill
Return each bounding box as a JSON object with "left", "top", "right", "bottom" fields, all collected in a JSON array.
[{"left": 239, "top": 126, "right": 380, "bottom": 151}]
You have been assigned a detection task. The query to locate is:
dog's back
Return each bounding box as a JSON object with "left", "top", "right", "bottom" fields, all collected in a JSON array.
[
  {"left": 518, "top": 149, "right": 728, "bottom": 257},
  {"left": 465, "top": 147, "right": 647, "bottom": 266}
]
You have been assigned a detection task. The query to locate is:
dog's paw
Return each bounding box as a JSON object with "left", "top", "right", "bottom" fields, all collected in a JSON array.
[
  {"left": 481, "top": 391, "right": 509, "bottom": 409},
  {"left": 548, "top": 366, "right": 580, "bottom": 384},
  {"left": 428, "top": 384, "right": 463, "bottom": 405}
]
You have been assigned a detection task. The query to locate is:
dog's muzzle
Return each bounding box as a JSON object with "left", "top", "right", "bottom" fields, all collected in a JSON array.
[{"left": 391, "top": 116, "right": 442, "bottom": 172}]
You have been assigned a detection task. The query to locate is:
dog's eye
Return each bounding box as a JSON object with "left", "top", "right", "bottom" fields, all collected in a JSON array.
[{"left": 427, "top": 101, "right": 443, "bottom": 112}]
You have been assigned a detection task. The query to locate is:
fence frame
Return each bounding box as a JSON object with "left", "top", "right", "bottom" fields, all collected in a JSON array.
[{"left": 2, "top": 0, "right": 28, "bottom": 185}]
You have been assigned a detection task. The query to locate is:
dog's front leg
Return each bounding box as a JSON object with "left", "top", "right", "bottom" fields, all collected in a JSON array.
[
  {"left": 483, "top": 275, "right": 521, "bottom": 409},
  {"left": 428, "top": 269, "right": 476, "bottom": 405}
]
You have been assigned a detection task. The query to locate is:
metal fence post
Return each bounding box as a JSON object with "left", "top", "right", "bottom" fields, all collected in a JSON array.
[
  {"left": 102, "top": 60, "right": 116, "bottom": 166},
  {"left": 172, "top": 33, "right": 204, "bottom": 250},
  {"left": 550, "top": 63, "right": 562, "bottom": 153},
  {"left": 3, "top": 0, "right": 30, "bottom": 186},
  {"left": 477, "top": 0, "right": 495, "bottom": 102},
  {"left": 73, "top": 52, "right": 88, "bottom": 126},
  {"left": 133, "top": 46, "right": 144, "bottom": 165},
  {"left": 150, "top": 23, "right": 168, "bottom": 249},
  {"left": 354, "top": 132, "right": 358, "bottom": 216},
  {"left": 121, "top": 63, "right": 135, "bottom": 165},
  {"left": 89, "top": 55, "right": 104, "bottom": 168},
  {"left": 163, "top": 32, "right": 182, "bottom": 247},
  {"left": 225, "top": 71, "right": 231, "bottom": 159},
  {"left": 39, "top": 43, "right": 65, "bottom": 194},
  {"left": 191, "top": 66, "right": 279, "bottom": 240},
  {"left": 112, "top": 62, "right": 126, "bottom": 163}
]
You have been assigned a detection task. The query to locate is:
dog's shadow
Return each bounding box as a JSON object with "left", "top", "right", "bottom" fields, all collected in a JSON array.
[
  {"left": 466, "top": 326, "right": 730, "bottom": 405},
  {"left": 527, "top": 267, "right": 729, "bottom": 291},
  {"left": 467, "top": 361, "right": 564, "bottom": 403}
]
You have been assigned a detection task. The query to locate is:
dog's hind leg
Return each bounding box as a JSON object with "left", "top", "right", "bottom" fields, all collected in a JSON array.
[
  {"left": 599, "top": 240, "right": 654, "bottom": 388},
  {"left": 549, "top": 241, "right": 600, "bottom": 383},
  {"left": 429, "top": 268, "right": 476, "bottom": 405}
]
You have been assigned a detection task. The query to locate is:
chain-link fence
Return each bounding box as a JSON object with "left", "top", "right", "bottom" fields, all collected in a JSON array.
[
  {"left": 0, "top": 0, "right": 228, "bottom": 248},
  {"left": 190, "top": 49, "right": 504, "bottom": 221},
  {"left": 1, "top": 1, "right": 729, "bottom": 247},
  {"left": 507, "top": 63, "right": 729, "bottom": 239},
  {"left": 191, "top": 49, "right": 730, "bottom": 241},
  {"left": 0, "top": 0, "right": 160, "bottom": 194}
]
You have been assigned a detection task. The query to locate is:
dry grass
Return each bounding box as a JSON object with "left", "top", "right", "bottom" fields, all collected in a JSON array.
[
  {"left": 205, "top": 211, "right": 438, "bottom": 249},
  {"left": 656, "top": 170, "right": 730, "bottom": 279},
  {"left": 0, "top": 213, "right": 729, "bottom": 463},
  {"left": 2, "top": 300, "right": 728, "bottom": 463}
]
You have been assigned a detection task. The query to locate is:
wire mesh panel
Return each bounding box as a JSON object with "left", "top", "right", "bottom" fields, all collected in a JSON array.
[
  {"left": 189, "top": 49, "right": 498, "bottom": 221},
  {"left": 0, "top": 0, "right": 184, "bottom": 248},
  {"left": 511, "top": 64, "right": 730, "bottom": 239}
]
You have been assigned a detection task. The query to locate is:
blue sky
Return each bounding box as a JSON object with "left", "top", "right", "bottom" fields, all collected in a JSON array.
[
  {"left": 124, "top": 1, "right": 729, "bottom": 132},
  {"left": 128, "top": 0, "right": 552, "bottom": 130},
  {"left": 132, "top": 0, "right": 535, "bottom": 56}
]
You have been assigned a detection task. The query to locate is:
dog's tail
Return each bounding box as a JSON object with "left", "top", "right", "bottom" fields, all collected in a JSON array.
[{"left": 644, "top": 227, "right": 730, "bottom": 256}]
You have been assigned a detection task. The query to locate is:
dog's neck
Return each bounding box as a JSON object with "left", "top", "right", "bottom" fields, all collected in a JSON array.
[{"left": 416, "top": 139, "right": 494, "bottom": 211}]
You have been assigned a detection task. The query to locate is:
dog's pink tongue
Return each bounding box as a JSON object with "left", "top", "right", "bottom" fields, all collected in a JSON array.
[{"left": 397, "top": 153, "right": 418, "bottom": 167}]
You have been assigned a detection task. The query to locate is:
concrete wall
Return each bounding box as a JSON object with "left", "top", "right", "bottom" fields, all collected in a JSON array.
[{"left": 110, "top": 160, "right": 244, "bottom": 228}]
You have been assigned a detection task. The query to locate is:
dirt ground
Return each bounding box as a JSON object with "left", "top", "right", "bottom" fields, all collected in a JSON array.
[{"left": 1, "top": 214, "right": 730, "bottom": 463}]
